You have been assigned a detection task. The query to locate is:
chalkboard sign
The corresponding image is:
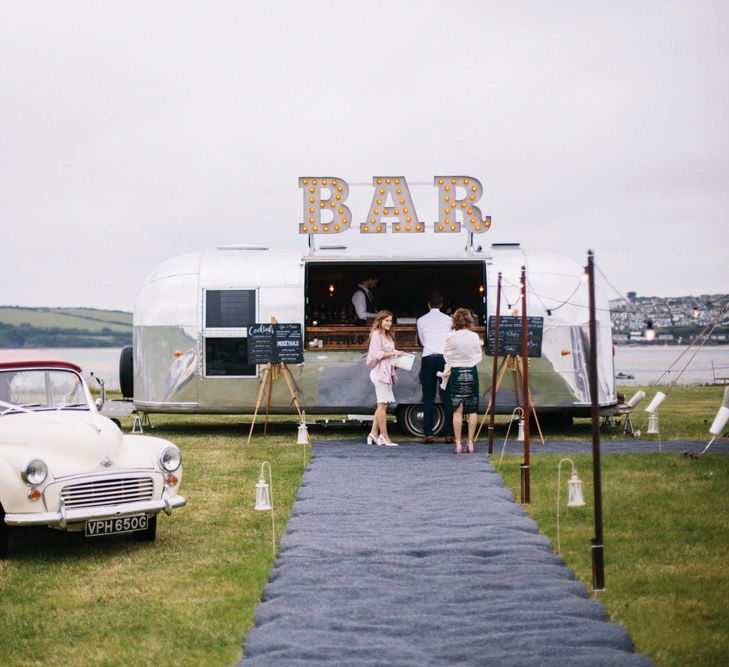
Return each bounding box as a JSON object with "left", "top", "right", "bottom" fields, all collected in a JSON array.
[
  {"left": 274, "top": 323, "right": 304, "bottom": 364},
  {"left": 247, "top": 323, "right": 304, "bottom": 364},
  {"left": 486, "top": 316, "right": 543, "bottom": 358}
]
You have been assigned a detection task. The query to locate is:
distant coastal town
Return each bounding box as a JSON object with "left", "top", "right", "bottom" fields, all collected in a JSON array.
[
  {"left": 609, "top": 293, "right": 729, "bottom": 344},
  {"left": 0, "top": 294, "right": 727, "bottom": 348}
]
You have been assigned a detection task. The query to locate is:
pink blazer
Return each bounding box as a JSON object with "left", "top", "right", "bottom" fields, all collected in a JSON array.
[{"left": 366, "top": 331, "right": 398, "bottom": 385}]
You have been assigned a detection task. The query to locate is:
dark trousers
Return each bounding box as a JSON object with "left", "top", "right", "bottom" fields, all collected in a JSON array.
[{"left": 420, "top": 354, "right": 454, "bottom": 437}]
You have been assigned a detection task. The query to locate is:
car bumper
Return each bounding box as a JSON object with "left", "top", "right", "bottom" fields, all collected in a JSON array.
[{"left": 4, "top": 490, "right": 186, "bottom": 528}]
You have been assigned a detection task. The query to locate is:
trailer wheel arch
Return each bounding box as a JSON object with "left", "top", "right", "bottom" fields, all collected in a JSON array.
[
  {"left": 119, "top": 345, "right": 134, "bottom": 399},
  {"left": 396, "top": 403, "right": 445, "bottom": 437}
]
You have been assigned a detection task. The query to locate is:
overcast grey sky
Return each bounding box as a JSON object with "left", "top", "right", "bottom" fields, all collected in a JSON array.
[{"left": 1, "top": 0, "right": 727, "bottom": 310}]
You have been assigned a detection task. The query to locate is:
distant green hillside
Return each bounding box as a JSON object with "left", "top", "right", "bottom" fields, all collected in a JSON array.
[{"left": 0, "top": 307, "right": 132, "bottom": 348}]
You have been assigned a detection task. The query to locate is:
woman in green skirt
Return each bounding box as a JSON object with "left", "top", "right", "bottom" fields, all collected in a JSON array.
[{"left": 439, "top": 308, "right": 483, "bottom": 454}]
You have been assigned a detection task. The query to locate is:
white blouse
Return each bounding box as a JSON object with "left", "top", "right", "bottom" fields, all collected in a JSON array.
[{"left": 439, "top": 329, "right": 483, "bottom": 389}]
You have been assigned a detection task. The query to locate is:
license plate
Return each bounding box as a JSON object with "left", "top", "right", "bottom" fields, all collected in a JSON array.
[{"left": 85, "top": 514, "right": 148, "bottom": 537}]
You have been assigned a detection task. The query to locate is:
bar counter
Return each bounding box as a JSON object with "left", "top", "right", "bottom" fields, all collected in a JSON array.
[{"left": 305, "top": 325, "right": 486, "bottom": 351}]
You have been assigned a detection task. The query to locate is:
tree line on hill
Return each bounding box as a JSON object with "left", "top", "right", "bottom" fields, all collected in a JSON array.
[{"left": 0, "top": 322, "right": 131, "bottom": 348}]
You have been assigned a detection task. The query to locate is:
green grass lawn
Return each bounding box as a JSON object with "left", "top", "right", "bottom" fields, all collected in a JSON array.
[
  {"left": 2, "top": 384, "right": 728, "bottom": 666},
  {"left": 0, "top": 415, "right": 309, "bottom": 667},
  {"left": 497, "top": 452, "right": 729, "bottom": 666}
]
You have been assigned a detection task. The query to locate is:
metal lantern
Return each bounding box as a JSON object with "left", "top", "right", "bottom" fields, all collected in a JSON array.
[
  {"left": 517, "top": 418, "right": 525, "bottom": 442},
  {"left": 567, "top": 472, "right": 586, "bottom": 507},
  {"left": 646, "top": 413, "right": 659, "bottom": 435},
  {"left": 556, "top": 458, "right": 586, "bottom": 554},
  {"left": 297, "top": 418, "right": 309, "bottom": 445},
  {"left": 253, "top": 461, "right": 276, "bottom": 558},
  {"left": 254, "top": 476, "right": 272, "bottom": 511}
]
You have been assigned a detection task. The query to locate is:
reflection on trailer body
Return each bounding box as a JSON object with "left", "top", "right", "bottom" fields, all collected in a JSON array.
[{"left": 128, "top": 245, "right": 616, "bottom": 436}]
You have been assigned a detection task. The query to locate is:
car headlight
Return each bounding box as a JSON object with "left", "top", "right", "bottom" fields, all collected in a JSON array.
[
  {"left": 21, "top": 458, "right": 48, "bottom": 486},
  {"left": 159, "top": 446, "right": 182, "bottom": 472}
]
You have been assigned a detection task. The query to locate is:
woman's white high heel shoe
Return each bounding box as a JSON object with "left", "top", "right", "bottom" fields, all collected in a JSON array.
[
  {"left": 366, "top": 433, "right": 378, "bottom": 445},
  {"left": 379, "top": 436, "right": 398, "bottom": 447}
]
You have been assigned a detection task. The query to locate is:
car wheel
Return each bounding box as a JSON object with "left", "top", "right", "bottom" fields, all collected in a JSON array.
[
  {"left": 119, "top": 345, "right": 134, "bottom": 399},
  {"left": 134, "top": 514, "right": 157, "bottom": 542},
  {"left": 396, "top": 403, "right": 445, "bottom": 437},
  {"left": 0, "top": 504, "right": 9, "bottom": 559}
]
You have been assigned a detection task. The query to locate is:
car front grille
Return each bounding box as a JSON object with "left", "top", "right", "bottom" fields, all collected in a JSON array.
[{"left": 60, "top": 477, "right": 155, "bottom": 509}]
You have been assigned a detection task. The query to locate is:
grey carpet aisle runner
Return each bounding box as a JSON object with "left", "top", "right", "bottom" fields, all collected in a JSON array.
[{"left": 242, "top": 441, "right": 651, "bottom": 666}]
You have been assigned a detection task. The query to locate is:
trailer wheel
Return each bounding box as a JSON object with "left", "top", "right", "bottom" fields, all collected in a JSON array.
[
  {"left": 119, "top": 346, "right": 133, "bottom": 399},
  {"left": 397, "top": 403, "right": 445, "bottom": 437}
]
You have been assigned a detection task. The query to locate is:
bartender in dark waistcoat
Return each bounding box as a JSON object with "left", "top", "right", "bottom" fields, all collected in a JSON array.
[{"left": 351, "top": 275, "right": 379, "bottom": 324}]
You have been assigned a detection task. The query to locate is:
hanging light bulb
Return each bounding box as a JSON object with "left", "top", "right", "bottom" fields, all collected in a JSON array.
[
  {"left": 692, "top": 306, "right": 700, "bottom": 318},
  {"left": 567, "top": 472, "right": 586, "bottom": 507},
  {"left": 644, "top": 320, "right": 656, "bottom": 341}
]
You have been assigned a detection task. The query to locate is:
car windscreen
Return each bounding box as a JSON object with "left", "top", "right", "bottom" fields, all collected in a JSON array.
[{"left": 0, "top": 368, "right": 90, "bottom": 413}]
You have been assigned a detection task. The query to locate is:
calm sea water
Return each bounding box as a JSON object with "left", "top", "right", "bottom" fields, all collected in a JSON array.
[
  {"left": 4, "top": 345, "right": 729, "bottom": 391},
  {"left": 613, "top": 345, "right": 729, "bottom": 386}
]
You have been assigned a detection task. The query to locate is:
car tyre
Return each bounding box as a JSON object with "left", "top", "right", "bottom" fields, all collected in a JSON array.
[
  {"left": 134, "top": 514, "right": 157, "bottom": 542},
  {"left": 0, "top": 504, "right": 9, "bottom": 559},
  {"left": 119, "top": 345, "right": 134, "bottom": 399},
  {"left": 396, "top": 403, "right": 445, "bottom": 437}
]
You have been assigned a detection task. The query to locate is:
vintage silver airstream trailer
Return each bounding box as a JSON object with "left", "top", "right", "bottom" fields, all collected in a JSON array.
[{"left": 122, "top": 243, "right": 616, "bottom": 435}]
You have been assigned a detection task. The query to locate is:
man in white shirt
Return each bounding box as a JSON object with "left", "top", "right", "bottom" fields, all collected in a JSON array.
[
  {"left": 351, "top": 275, "right": 379, "bottom": 324},
  {"left": 416, "top": 290, "right": 454, "bottom": 444}
]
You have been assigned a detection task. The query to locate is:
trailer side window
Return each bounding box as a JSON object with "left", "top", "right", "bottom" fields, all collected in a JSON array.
[
  {"left": 205, "top": 290, "right": 256, "bottom": 328},
  {"left": 204, "top": 289, "right": 257, "bottom": 377},
  {"left": 205, "top": 338, "right": 256, "bottom": 376}
]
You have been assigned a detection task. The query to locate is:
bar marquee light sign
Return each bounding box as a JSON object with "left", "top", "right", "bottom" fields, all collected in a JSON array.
[{"left": 299, "top": 175, "right": 491, "bottom": 235}]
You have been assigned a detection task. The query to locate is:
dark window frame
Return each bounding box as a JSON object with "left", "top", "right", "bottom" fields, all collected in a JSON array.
[{"left": 202, "top": 288, "right": 258, "bottom": 378}]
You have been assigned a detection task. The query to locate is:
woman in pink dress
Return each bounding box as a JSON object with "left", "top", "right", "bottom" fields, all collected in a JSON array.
[{"left": 366, "top": 310, "right": 404, "bottom": 446}]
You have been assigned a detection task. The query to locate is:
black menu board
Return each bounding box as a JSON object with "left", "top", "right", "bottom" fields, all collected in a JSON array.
[
  {"left": 274, "top": 323, "right": 304, "bottom": 363},
  {"left": 247, "top": 323, "right": 304, "bottom": 364},
  {"left": 486, "top": 316, "right": 543, "bottom": 358}
]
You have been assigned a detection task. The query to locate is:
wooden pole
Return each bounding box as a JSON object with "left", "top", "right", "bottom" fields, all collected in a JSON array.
[
  {"left": 516, "top": 356, "right": 545, "bottom": 445},
  {"left": 487, "top": 273, "right": 502, "bottom": 454},
  {"left": 247, "top": 364, "right": 271, "bottom": 445},
  {"left": 520, "top": 266, "right": 531, "bottom": 504},
  {"left": 280, "top": 363, "right": 304, "bottom": 419},
  {"left": 587, "top": 250, "right": 605, "bottom": 591},
  {"left": 475, "top": 355, "right": 508, "bottom": 441},
  {"left": 263, "top": 364, "right": 274, "bottom": 436}
]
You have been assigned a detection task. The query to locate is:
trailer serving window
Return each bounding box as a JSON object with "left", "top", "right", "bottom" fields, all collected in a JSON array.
[
  {"left": 203, "top": 289, "right": 257, "bottom": 377},
  {"left": 304, "top": 261, "right": 486, "bottom": 350}
]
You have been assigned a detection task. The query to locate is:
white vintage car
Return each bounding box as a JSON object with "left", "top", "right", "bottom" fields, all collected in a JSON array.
[{"left": 0, "top": 357, "right": 186, "bottom": 557}]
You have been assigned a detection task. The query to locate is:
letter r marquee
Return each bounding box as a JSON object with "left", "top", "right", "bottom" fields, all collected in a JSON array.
[{"left": 433, "top": 176, "right": 491, "bottom": 234}]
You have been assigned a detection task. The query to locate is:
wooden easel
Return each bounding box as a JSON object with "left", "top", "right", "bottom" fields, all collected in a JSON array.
[
  {"left": 475, "top": 354, "right": 544, "bottom": 444},
  {"left": 247, "top": 362, "right": 303, "bottom": 444},
  {"left": 247, "top": 316, "right": 304, "bottom": 445}
]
